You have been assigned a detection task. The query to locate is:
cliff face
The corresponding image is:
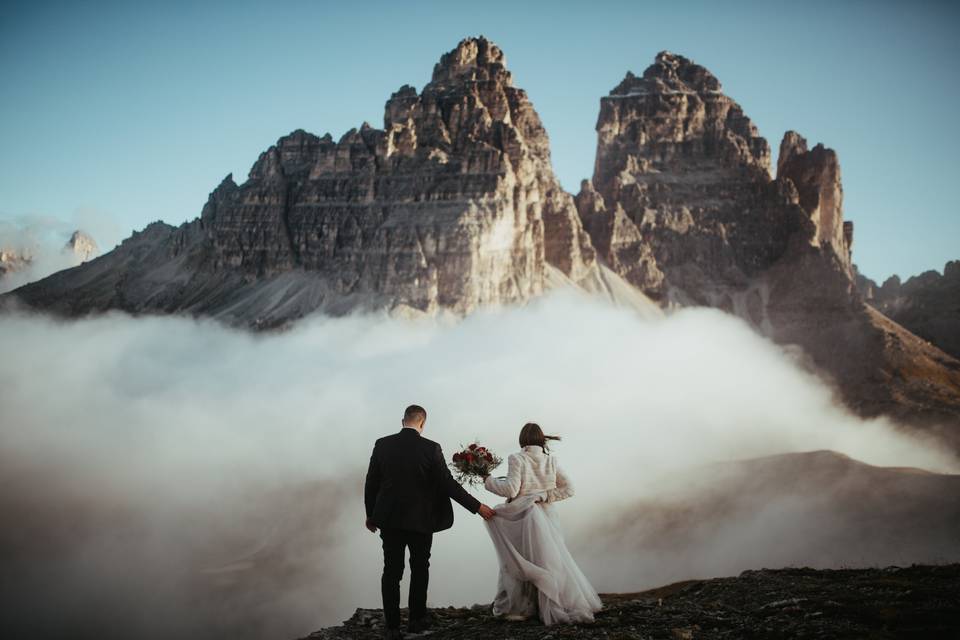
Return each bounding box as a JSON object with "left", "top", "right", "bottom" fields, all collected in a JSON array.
[
  {"left": 857, "top": 261, "right": 960, "bottom": 361},
  {"left": 575, "top": 52, "right": 960, "bottom": 437},
  {"left": 201, "top": 36, "right": 598, "bottom": 314},
  {"left": 583, "top": 52, "right": 763, "bottom": 303},
  {"left": 577, "top": 51, "right": 852, "bottom": 310},
  {"left": 5, "top": 37, "right": 601, "bottom": 323}
]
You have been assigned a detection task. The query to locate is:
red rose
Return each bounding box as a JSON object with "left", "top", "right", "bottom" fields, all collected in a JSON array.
[
  {"left": 469, "top": 444, "right": 477, "bottom": 450},
  {"left": 485, "top": 454, "right": 493, "bottom": 462},
  {"left": 465, "top": 453, "right": 474, "bottom": 463},
  {"left": 452, "top": 452, "right": 461, "bottom": 462}
]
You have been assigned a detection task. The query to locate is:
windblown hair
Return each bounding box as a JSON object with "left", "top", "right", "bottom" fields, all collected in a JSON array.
[
  {"left": 519, "top": 422, "right": 561, "bottom": 451},
  {"left": 403, "top": 404, "right": 427, "bottom": 424}
]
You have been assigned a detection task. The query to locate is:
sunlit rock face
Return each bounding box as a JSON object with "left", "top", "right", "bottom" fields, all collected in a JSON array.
[
  {"left": 577, "top": 51, "right": 960, "bottom": 438},
  {"left": 777, "top": 132, "right": 851, "bottom": 275},
  {"left": 575, "top": 51, "right": 856, "bottom": 333},
  {"left": 6, "top": 37, "right": 597, "bottom": 323},
  {"left": 577, "top": 51, "right": 854, "bottom": 307},
  {"left": 0, "top": 248, "right": 32, "bottom": 279},
  {"left": 0, "top": 229, "right": 97, "bottom": 286},
  {"left": 202, "top": 36, "right": 597, "bottom": 314},
  {"left": 63, "top": 230, "right": 98, "bottom": 263}
]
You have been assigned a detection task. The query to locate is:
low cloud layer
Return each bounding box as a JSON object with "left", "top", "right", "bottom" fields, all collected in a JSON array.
[
  {"left": 1, "top": 292, "right": 956, "bottom": 639},
  {"left": 0, "top": 211, "right": 118, "bottom": 293}
]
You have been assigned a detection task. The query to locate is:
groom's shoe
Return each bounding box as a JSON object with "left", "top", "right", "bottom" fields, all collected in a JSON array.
[{"left": 407, "top": 616, "right": 431, "bottom": 634}]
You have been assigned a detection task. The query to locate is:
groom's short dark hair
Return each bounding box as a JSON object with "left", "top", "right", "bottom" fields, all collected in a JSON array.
[{"left": 404, "top": 404, "right": 427, "bottom": 423}]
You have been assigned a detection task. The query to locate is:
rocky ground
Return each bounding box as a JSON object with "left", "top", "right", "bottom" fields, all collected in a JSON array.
[{"left": 303, "top": 565, "right": 960, "bottom": 639}]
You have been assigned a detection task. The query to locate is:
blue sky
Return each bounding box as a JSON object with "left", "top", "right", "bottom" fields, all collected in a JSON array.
[{"left": 1, "top": 0, "right": 957, "bottom": 282}]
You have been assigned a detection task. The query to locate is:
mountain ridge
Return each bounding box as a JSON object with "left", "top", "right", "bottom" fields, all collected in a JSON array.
[
  {"left": 856, "top": 260, "right": 960, "bottom": 360},
  {"left": 2, "top": 36, "right": 958, "bottom": 445}
]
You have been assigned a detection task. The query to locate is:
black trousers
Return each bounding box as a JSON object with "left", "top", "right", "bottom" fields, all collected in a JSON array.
[{"left": 379, "top": 527, "right": 433, "bottom": 629}]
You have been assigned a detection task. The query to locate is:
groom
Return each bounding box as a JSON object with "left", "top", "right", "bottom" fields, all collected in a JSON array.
[{"left": 365, "top": 404, "right": 496, "bottom": 638}]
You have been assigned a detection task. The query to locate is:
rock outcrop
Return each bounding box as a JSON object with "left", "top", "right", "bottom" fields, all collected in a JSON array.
[
  {"left": 63, "top": 230, "right": 98, "bottom": 262},
  {"left": 0, "top": 247, "right": 32, "bottom": 279},
  {"left": 0, "top": 228, "right": 97, "bottom": 288},
  {"left": 857, "top": 261, "right": 960, "bottom": 360},
  {"left": 304, "top": 565, "right": 960, "bottom": 640},
  {"left": 777, "top": 132, "right": 851, "bottom": 274},
  {"left": 576, "top": 52, "right": 960, "bottom": 439},
  {"left": 577, "top": 51, "right": 852, "bottom": 310},
  {"left": 3, "top": 37, "right": 608, "bottom": 325}
]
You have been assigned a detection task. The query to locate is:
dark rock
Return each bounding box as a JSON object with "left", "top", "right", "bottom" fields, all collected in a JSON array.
[
  {"left": 856, "top": 261, "right": 960, "bottom": 361},
  {"left": 302, "top": 565, "right": 960, "bottom": 639}
]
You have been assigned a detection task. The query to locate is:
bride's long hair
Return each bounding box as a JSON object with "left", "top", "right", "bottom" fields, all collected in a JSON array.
[{"left": 519, "top": 422, "right": 561, "bottom": 452}]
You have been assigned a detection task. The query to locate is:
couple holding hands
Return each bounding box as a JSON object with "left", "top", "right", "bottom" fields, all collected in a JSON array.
[{"left": 364, "top": 404, "right": 601, "bottom": 638}]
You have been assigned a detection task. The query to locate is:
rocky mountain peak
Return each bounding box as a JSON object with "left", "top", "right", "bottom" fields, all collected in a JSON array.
[
  {"left": 777, "top": 130, "right": 808, "bottom": 174},
  {"left": 0, "top": 246, "right": 32, "bottom": 278},
  {"left": 584, "top": 51, "right": 783, "bottom": 300},
  {"left": 383, "top": 35, "right": 546, "bottom": 163},
  {"left": 945, "top": 260, "right": 960, "bottom": 280},
  {"left": 4, "top": 42, "right": 959, "bottom": 442},
  {"left": 610, "top": 51, "right": 722, "bottom": 96},
  {"left": 63, "top": 230, "right": 98, "bottom": 262},
  {"left": 7, "top": 36, "right": 602, "bottom": 321},
  {"left": 597, "top": 52, "right": 770, "bottom": 192},
  {"left": 775, "top": 131, "right": 850, "bottom": 272},
  {"left": 430, "top": 36, "right": 509, "bottom": 85}
]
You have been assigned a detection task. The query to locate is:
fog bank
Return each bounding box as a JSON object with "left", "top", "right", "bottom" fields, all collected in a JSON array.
[
  {"left": 0, "top": 211, "right": 117, "bottom": 292},
  {"left": 0, "top": 292, "right": 956, "bottom": 638}
]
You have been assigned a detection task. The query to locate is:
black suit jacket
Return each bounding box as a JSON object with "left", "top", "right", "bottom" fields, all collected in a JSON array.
[{"left": 365, "top": 428, "right": 481, "bottom": 533}]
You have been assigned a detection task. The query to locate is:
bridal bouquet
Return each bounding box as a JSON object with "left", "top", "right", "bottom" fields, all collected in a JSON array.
[{"left": 450, "top": 442, "right": 502, "bottom": 487}]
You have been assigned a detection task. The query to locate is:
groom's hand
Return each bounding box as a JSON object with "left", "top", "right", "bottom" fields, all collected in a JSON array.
[
  {"left": 365, "top": 518, "right": 378, "bottom": 533},
  {"left": 477, "top": 504, "right": 496, "bottom": 520}
]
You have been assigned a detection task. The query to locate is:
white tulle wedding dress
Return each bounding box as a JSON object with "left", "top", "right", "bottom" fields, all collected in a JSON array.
[{"left": 483, "top": 445, "right": 602, "bottom": 625}]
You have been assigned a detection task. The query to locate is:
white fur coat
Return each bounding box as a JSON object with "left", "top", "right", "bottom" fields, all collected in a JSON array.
[{"left": 484, "top": 445, "right": 574, "bottom": 503}]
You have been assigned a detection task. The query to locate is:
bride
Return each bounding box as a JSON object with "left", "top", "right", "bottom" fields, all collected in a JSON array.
[{"left": 482, "top": 422, "right": 602, "bottom": 625}]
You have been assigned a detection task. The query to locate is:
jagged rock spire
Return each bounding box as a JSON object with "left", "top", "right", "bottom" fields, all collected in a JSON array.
[
  {"left": 430, "top": 36, "right": 510, "bottom": 85},
  {"left": 776, "top": 130, "right": 850, "bottom": 272}
]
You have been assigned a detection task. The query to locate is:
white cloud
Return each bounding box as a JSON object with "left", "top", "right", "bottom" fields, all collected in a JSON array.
[
  {"left": 0, "top": 292, "right": 955, "bottom": 638},
  {"left": 0, "top": 210, "right": 119, "bottom": 293}
]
